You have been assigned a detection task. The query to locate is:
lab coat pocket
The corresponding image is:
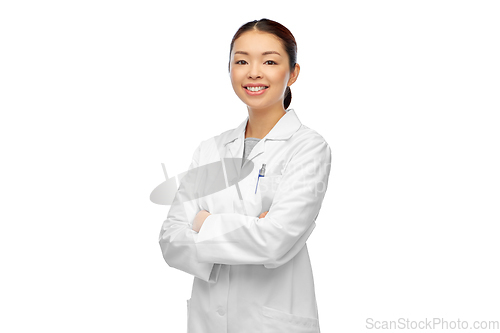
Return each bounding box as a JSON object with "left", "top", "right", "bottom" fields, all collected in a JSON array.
[
  {"left": 261, "top": 306, "right": 320, "bottom": 333},
  {"left": 257, "top": 175, "right": 282, "bottom": 213}
]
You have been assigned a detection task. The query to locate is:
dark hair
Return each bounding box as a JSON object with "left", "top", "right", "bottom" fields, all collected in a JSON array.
[{"left": 228, "top": 18, "right": 297, "bottom": 110}]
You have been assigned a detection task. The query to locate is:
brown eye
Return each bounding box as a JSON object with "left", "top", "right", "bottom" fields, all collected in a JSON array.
[
  {"left": 265, "top": 60, "right": 277, "bottom": 65},
  {"left": 236, "top": 60, "right": 248, "bottom": 65}
]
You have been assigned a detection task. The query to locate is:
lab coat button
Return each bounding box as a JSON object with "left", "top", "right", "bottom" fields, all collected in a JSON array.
[{"left": 217, "top": 308, "right": 225, "bottom": 316}]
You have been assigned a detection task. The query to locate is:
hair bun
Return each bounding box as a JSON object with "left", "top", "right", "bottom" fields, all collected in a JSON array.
[{"left": 284, "top": 86, "right": 292, "bottom": 109}]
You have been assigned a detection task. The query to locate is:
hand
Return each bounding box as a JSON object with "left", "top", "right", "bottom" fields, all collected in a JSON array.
[
  {"left": 259, "top": 211, "right": 269, "bottom": 219},
  {"left": 192, "top": 210, "right": 211, "bottom": 233}
]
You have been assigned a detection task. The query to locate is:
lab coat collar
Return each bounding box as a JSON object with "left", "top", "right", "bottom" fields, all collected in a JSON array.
[
  {"left": 224, "top": 108, "right": 302, "bottom": 146},
  {"left": 223, "top": 109, "right": 302, "bottom": 166}
]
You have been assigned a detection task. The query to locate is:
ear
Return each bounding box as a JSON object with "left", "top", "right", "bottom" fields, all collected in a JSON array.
[{"left": 287, "top": 63, "right": 300, "bottom": 87}]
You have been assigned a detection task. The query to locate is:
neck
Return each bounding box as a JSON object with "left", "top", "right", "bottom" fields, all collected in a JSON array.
[{"left": 245, "top": 105, "right": 287, "bottom": 139}]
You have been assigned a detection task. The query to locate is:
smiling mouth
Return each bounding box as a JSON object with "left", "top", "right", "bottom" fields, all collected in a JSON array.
[{"left": 245, "top": 86, "right": 269, "bottom": 92}]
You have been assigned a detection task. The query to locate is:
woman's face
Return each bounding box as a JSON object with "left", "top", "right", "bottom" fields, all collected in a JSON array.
[{"left": 229, "top": 30, "right": 299, "bottom": 112}]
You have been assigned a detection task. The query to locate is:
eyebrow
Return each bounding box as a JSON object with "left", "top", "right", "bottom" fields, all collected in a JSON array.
[{"left": 234, "top": 51, "right": 281, "bottom": 56}]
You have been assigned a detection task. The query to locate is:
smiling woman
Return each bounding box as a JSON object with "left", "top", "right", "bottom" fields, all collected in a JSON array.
[
  {"left": 159, "top": 18, "right": 331, "bottom": 333},
  {"left": 228, "top": 20, "right": 300, "bottom": 131}
]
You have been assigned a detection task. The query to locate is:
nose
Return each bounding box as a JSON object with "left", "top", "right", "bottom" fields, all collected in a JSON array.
[{"left": 248, "top": 63, "right": 262, "bottom": 79}]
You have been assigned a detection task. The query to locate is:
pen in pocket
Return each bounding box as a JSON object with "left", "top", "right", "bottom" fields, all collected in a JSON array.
[{"left": 255, "top": 164, "right": 266, "bottom": 194}]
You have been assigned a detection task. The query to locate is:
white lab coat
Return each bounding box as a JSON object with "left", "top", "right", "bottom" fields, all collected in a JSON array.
[{"left": 159, "top": 109, "right": 331, "bottom": 333}]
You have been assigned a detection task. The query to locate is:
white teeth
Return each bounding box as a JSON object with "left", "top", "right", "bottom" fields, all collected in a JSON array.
[{"left": 246, "top": 86, "right": 267, "bottom": 92}]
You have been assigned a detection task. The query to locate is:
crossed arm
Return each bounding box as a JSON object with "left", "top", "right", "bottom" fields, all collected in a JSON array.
[
  {"left": 160, "top": 138, "right": 331, "bottom": 281},
  {"left": 192, "top": 210, "right": 268, "bottom": 233}
]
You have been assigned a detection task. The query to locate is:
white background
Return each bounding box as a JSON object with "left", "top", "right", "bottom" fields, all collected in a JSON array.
[{"left": 1, "top": 0, "right": 499, "bottom": 332}]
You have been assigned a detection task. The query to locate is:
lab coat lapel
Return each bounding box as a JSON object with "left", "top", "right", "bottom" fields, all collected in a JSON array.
[
  {"left": 223, "top": 109, "right": 303, "bottom": 188},
  {"left": 224, "top": 116, "right": 247, "bottom": 185},
  {"left": 236, "top": 109, "right": 303, "bottom": 163}
]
